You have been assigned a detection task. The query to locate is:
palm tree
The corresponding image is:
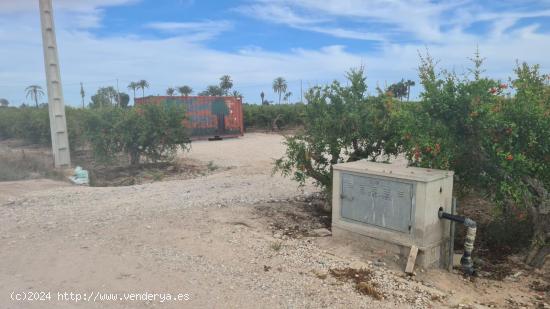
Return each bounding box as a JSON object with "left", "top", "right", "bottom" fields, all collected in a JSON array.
[
  {"left": 405, "top": 80, "right": 416, "bottom": 101},
  {"left": 80, "top": 82, "right": 85, "bottom": 108},
  {"left": 127, "top": 82, "right": 138, "bottom": 104},
  {"left": 272, "top": 77, "right": 287, "bottom": 104},
  {"left": 219, "top": 75, "right": 233, "bottom": 95},
  {"left": 137, "top": 80, "right": 149, "bottom": 99},
  {"left": 25, "top": 85, "right": 45, "bottom": 108},
  {"left": 232, "top": 90, "right": 242, "bottom": 99},
  {"left": 283, "top": 91, "right": 292, "bottom": 103},
  {"left": 104, "top": 86, "right": 117, "bottom": 105},
  {"left": 203, "top": 85, "right": 223, "bottom": 96},
  {"left": 166, "top": 87, "right": 176, "bottom": 96},
  {"left": 177, "top": 85, "right": 192, "bottom": 96}
]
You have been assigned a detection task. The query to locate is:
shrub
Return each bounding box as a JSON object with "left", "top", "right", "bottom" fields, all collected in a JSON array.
[
  {"left": 0, "top": 104, "right": 189, "bottom": 166},
  {"left": 274, "top": 68, "right": 401, "bottom": 195},
  {"left": 243, "top": 103, "right": 305, "bottom": 130},
  {"left": 0, "top": 106, "right": 89, "bottom": 151},
  {"left": 12, "top": 106, "right": 51, "bottom": 144},
  {"left": 401, "top": 53, "right": 550, "bottom": 266},
  {"left": 65, "top": 107, "right": 90, "bottom": 151},
  {"left": 274, "top": 56, "right": 549, "bottom": 266},
  {"left": 0, "top": 107, "right": 18, "bottom": 139},
  {"left": 396, "top": 53, "right": 501, "bottom": 190},
  {"left": 84, "top": 103, "right": 190, "bottom": 165}
]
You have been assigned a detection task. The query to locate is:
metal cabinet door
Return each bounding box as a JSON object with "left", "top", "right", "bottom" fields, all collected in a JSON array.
[{"left": 340, "top": 173, "right": 413, "bottom": 233}]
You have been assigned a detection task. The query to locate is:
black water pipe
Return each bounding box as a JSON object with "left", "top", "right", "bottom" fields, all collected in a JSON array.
[{"left": 438, "top": 207, "right": 477, "bottom": 276}]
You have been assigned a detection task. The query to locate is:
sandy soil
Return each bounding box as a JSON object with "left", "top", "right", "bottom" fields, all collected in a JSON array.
[{"left": 0, "top": 133, "right": 546, "bottom": 308}]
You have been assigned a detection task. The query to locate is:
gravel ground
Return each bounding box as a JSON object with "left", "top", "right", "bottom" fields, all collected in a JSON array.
[{"left": 0, "top": 133, "right": 544, "bottom": 308}]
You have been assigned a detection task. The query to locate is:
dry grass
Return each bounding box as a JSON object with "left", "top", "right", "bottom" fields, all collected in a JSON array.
[
  {"left": 270, "top": 241, "right": 282, "bottom": 251},
  {"left": 0, "top": 150, "right": 63, "bottom": 181},
  {"left": 356, "top": 281, "right": 383, "bottom": 300},
  {"left": 329, "top": 267, "right": 384, "bottom": 300}
]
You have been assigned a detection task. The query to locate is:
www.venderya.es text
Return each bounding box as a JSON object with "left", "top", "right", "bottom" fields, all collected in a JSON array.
[{"left": 10, "top": 291, "right": 191, "bottom": 303}]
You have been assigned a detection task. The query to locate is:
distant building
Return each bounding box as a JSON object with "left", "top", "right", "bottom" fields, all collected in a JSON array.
[{"left": 0, "top": 98, "right": 9, "bottom": 107}]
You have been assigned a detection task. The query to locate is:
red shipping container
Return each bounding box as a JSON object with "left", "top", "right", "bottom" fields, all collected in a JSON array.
[{"left": 135, "top": 96, "right": 244, "bottom": 140}]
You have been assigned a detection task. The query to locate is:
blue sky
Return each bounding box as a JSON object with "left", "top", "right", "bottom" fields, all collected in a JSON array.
[{"left": 1, "top": 0, "right": 550, "bottom": 106}]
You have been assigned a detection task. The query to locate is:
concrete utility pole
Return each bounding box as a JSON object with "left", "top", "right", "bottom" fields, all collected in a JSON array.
[{"left": 39, "top": 0, "right": 71, "bottom": 167}]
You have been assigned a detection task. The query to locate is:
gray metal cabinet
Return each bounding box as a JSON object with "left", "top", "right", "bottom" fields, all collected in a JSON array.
[{"left": 340, "top": 173, "right": 414, "bottom": 233}]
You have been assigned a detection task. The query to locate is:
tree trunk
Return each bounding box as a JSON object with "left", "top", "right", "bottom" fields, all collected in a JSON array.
[
  {"left": 526, "top": 206, "right": 550, "bottom": 268},
  {"left": 272, "top": 114, "right": 282, "bottom": 131},
  {"left": 129, "top": 149, "right": 140, "bottom": 165},
  {"left": 525, "top": 177, "right": 550, "bottom": 268}
]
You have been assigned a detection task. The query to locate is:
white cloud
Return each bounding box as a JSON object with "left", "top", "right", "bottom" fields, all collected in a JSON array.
[
  {"left": 0, "top": 0, "right": 138, "bottom": 29},
  {"left": 236, "top": 0, "right": 467, "bottom": 42},
  {"left": 145, "top": 20, "right": 233, "bottom": 41},
  {"left": 235, "top": 4, "right": 385, "bottom": 41},
  {"left": 238, "top": 0, "right": 550, "bottom": 43},
  {"left": 0, "top": 0, "right": 550, "bottom": 106},
  {"left": 0, "top": 0, "right": 137, "bottom": 13}
]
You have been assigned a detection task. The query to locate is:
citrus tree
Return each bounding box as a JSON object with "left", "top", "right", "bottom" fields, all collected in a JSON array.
[{"left": 85, "top": 103, "right": 190, "bottom": 165}]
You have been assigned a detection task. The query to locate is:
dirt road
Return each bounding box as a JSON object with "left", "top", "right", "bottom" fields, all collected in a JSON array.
[{"left": 0, "top": 133, "right": 543, "bottom": 308}]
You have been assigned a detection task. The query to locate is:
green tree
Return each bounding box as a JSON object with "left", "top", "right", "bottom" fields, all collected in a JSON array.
[
  {"left": 89, "top": 86, "right": 122, "bottom": 108},
  {"left": 386, "top": 79, "right": 408, "bottom": 101},
  {"left": 468, "top": 46, "right": 486, "bottom": 81},
  {"left": 84, "top": 104, "right": 190, "bottom": 165},
  {"left": 166, "top": 87, "right": 176, "bottom": 96},
  {"left": 232, "top": 90, "right": 242, "bottom": 99},
  {"left": 199, "top": 85, "right": 223, "bottom": 96},
  {"left": 283, "top": 91, "right": 292, "bottom": 103},
  {"left": 242, "top": 103, "right": 305, "bottom": 129},
  {"left": 495, "top": 63, "right": 550, "bottom": 266},
  {"left": 275, "top": 68, "right": 401, "bottom": 195},
  {"left": 272, "top": 77, "right": 287, "bottom": 104},
  {"left": 25, "top": 85, "right": 45, "bottom": 108},
  {"left": 117, "top": 92, "right": 130, "bottom": 108},
  {"left": 219, "top": 75, "right": 233, "bottom": 95},
  {"left": 401, "top": 52, "right": 550, "bottom": 267},
  {"left": 127, "top": 82, "right": 138, "bottom": 104},
  {"left": 260, "top": 91, "right": 266, "bottom": 105},
  {"left": 89, "top": 87, "right": 112, "bottom": 109},
  {"left": 137, "top": 80, "right": 149, "bottom": 99},
  {"left": 80, "top": 82, "right": 85, "bottom": 108},
  {"left": 177, "top": 85, "right": 192, "bottom": 96},
  {"left": 405, "top": 80, "right": 415, "bottom": 101}
]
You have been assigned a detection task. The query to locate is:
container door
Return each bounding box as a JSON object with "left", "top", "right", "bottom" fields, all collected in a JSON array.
[{"left": 340, "top": 173, "right": 413, "bottom": 233}]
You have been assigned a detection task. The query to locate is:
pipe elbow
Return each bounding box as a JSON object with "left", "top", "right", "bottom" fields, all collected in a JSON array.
[
  {"left": 464, "top": 218, "right": 477, "bottom": 228},
  {"left": 438, "top": 207, "right": 478, "bottom": 276}
]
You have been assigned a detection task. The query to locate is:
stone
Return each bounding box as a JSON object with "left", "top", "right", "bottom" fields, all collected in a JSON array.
[
  {"left": 309, "top": 228, "right": 332, "bottom": 237},
  {"left": 373, "top": 260, "right": 386, "bottom": 267},
  {"left": 349, "top": 261, "right": 370, "bottom": 269}
]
